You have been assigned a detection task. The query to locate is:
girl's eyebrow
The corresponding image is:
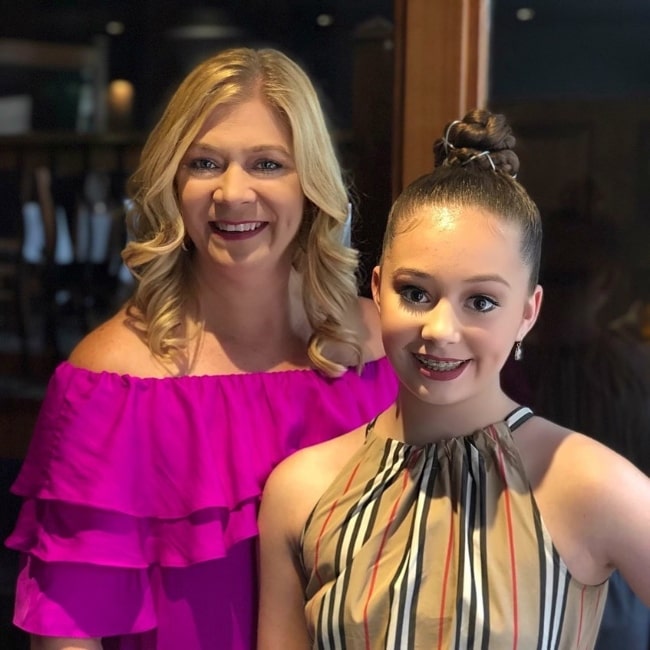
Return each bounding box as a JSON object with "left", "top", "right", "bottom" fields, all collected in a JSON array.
[
  {"left": 465, "top": 273, "right": 511, "bottom": 288},
  {"left": 393, "top": 268, "right": 511, "bottom": 288},
  {"left": 392, "top": 267, "right": 429, "bottom": 279}
]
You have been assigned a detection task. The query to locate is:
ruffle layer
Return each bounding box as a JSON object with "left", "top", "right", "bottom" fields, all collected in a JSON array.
[
  {"left": 7, "top": 358, "right": 398, "bottom": 568},
  {"left": 13, "top": 539, "right": 260, "bottom": 640}
]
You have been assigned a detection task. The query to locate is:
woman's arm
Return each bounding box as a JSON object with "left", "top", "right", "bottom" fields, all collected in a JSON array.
[
  {"left": 31, "top": 636, "right": 102, "bottom": 650},
  {"left": 257, "top": 458, "right": 313, "bottom": 650}
]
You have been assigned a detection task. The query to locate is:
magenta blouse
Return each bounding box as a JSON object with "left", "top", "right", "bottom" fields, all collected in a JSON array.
[{"left": 6, "top": 358, "right": 398, "bottom": 649}]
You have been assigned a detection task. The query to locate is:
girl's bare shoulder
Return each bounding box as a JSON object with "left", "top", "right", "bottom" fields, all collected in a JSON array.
[
  {"left": 518, "top": 415, "right": 650, "bottom": 586},
  {"left": 270, "top": 427, "right": 366, "bottom": 491},
  {"left": 262, "top": 426, "right": 367, "bottom": 536},
  {"left": 517, "top": 416, "right": 624, "bottom": 481}
]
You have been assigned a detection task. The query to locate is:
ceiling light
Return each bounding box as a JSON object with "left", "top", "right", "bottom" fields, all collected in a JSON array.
[
  {"left": 106, "top": 21, "right": 125, "bottom": 36},
  {"left": 316, "top": 14, "right": 334, "bottom": 27},
  {"left": 516, "top": 8, "right": 535, "bottom": 21}
]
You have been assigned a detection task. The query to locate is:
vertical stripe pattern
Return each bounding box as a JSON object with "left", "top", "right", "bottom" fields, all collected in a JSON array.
[{"left": 301, "top": 408, "right": 607, "bottom": 649}]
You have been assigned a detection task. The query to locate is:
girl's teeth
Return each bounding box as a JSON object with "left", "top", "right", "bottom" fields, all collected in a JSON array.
[{"left": 416, "top": 355, "right": 463, "bottom": 371}]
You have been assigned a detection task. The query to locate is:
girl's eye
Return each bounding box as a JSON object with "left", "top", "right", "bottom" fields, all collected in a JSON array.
[
  {"left": 399, "top": 286, "right": 429, "bottom": 305},
  {"left": 469, "top": 295, "right": 498, "bottom": 313}
]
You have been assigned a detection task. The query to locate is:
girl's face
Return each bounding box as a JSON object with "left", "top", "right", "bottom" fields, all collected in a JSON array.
[
  {"left": 372, "top": 205, "right": 542, "bottom": 409},
  {"left": 175, "top": 93, "right": 305, "bottom": 275}
]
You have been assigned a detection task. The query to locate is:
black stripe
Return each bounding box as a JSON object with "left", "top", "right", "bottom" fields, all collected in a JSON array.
[
  {"left": 550, "top": 547, "right": 570, "bottom": 650},
  {"left": 477, "top": 450, "right": 490, "bottom": 650},
  {"left": 388, "top": 446, "right": 437, "bottom": 647},
  {"left": 554, "top": 558, "right": 570, "bottom": 650},
  {"left": 409, "top": 447, "right": 437, "bottom": 647},
  {"left": 466, "top": 441, "right": 483, "bottom": 649},
  {"left": 454, "top": 445, "right": 472, "bottom": 649},
  {"left": 327, "top": 439, "right": 406, "bottom": 648},
  {"left": 506, "top": 406, "right": 534, "bottom": 431},
  {"left": 530, "top": 492, "right": 548, "bottom": 650}
]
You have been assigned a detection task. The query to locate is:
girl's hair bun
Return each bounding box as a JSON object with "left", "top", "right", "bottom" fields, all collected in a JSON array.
[{"left": 433, "top": 109, "right": 519, "bottom": 177}]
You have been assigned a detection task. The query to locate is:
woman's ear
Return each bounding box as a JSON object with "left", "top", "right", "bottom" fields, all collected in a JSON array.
[
  {"left": 371, "top": 265, "right": 382, "bottom": 312},
  {"left": 517, "top": 284, "right": 543, "bottom": 341}
]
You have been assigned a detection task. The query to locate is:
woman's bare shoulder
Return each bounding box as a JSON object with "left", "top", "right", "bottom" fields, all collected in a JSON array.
[
  {"left": 356, "top": 296, "right": 384, "bottom": 362},
  {"left": 68, "top": 306, "right": 158, "bottom": 376}
]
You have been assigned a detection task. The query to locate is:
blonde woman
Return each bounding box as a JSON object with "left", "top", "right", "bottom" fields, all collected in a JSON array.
[{"left": 7, "top": 48, "right": 397, "bottom": 650}]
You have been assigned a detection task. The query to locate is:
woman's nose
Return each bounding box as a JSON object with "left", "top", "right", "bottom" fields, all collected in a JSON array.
[
  {"left": 212, "top": 164, "right": 255, "bottom": 204},
  {"left": 421, "top": 299, "right": 461, "bottom": 344}
]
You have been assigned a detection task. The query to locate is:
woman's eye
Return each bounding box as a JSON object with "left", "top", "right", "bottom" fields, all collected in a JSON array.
[
  {"left": 188, "top": 158, "right": 219, "bottom": 172},
  {"left": 469, "top": 295, "right": 498, "bottom": 313},
  {"left": 400, "top": 286, "right": 429, "bottom": 304},
  {"left": 255, "top": 159, "right": 282, "bottom": 172}
]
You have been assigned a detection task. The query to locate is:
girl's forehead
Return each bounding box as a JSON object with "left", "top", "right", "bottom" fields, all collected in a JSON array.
[
  {"left": 394, "top": 205, "right": 513, "bottom": 244},
  {"left": 384, "top": 205, "right": 526, "bottom": 277}
]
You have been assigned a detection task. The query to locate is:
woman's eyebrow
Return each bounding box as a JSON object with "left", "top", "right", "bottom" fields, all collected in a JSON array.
[{"left": 188, "top": 142, "right": 292, "bottom": 156}]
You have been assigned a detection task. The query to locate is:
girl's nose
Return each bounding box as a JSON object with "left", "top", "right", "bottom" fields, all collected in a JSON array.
[{"left": 420, "top": 299, "right": 461, "bottom": 344}]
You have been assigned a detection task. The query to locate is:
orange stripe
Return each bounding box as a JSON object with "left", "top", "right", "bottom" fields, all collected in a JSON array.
[
  {"left": 437, "top": 505, "right": 455, "bottom": 650},
  {"left": 576, "top": 585, "right": 586, "bottom": 648},
  {"left": 494, "top": 427, "right": 519, "bottom": 650},
  {"left": 362, "top": 451, "right": 417, "bottom": 650},
  {"left": 313, "top": 460, "right": 362, "bottom": 588}
]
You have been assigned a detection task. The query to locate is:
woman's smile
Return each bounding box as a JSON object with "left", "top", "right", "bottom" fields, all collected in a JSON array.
[{"left": 208, "top": 220, "right": 268, "bottom": 240}]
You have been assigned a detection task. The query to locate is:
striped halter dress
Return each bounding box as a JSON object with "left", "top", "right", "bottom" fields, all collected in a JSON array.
[{"left": 300, "top": 407, "right": 608, "bottom": 649}]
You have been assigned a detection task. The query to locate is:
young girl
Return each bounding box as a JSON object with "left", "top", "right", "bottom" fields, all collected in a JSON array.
[{"left": 257, "top": 109, "right": 650, "bottom": 649}]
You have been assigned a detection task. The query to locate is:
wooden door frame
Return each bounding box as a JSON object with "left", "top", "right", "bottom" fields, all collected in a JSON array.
[{"left": 392, "top": 0, "right": 491, "bottom": 195}]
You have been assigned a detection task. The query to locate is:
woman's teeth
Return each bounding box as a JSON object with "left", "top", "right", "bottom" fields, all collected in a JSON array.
[{"left": 215, "top": 222, "right": 263, "bottom": 232}]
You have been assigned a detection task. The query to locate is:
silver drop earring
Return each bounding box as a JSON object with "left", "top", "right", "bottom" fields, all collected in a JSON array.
[{"left": 513, "top": 340, "right": 523, "bottom": 361}]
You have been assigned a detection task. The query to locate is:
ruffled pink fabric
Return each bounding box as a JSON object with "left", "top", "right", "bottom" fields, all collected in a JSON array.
[{"left": 6, "top": 359, "right": 398, "bottom": 649}]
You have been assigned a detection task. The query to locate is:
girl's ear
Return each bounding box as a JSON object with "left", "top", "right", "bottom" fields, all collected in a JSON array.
[
  {"left": 517, "top": 284, "right": 543, "bottom": 341},
  {"left": 371, "top": 265, "right": 382, "bottom": 311}
]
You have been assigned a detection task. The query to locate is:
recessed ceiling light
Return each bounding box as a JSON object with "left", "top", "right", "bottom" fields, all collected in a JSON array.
[
  {"left": 106, "top": 21, "right": 125, "bottom": 36},
  {"left": 316, "top": 14, "right": 334, "bottom": 27},
  {"left": 516, "top": 8, "right": 535, "bottom": 21}
]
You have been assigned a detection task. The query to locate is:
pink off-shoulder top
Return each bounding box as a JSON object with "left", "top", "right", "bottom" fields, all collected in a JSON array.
[{"left": 6, "top": 358, "right": 398, "bottom": 650}]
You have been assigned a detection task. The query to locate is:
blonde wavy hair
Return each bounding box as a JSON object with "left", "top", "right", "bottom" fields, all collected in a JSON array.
[{"left": 123, "top": 47, "right": 361, "bottom": 376}]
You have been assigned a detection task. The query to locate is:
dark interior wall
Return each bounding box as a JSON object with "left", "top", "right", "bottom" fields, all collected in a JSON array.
[
  {"left": 490, "top": 5, "right": 650, "bottom": 102},
  {"left": 489, "top": 0, "right": 650, "bottom": 317},
  {"left": 0, "top": 0, "right": 393, "bottom": 132}
]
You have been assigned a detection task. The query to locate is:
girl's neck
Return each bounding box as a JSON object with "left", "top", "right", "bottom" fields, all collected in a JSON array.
[{"left": 379, "top": 386, "right": 519, "bottom": 445}]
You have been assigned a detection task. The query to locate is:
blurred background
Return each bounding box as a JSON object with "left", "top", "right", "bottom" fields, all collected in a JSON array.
[{"left": 1, "top": 0, "right": 650, "bottom": 645}]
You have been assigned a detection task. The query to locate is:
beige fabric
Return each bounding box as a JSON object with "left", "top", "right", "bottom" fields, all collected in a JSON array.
[{"left": 300, "top": 408, "right": 607, "bottom": 649}]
